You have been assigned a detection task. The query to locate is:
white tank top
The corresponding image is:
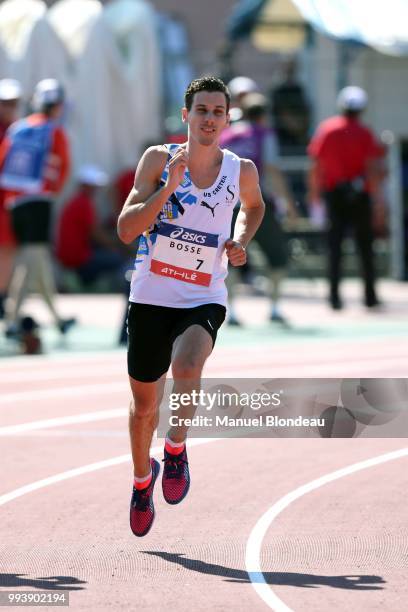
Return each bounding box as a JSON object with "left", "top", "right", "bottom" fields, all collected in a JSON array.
[{"left": 129, "top": 144, "right": 241, "bottom": 308}]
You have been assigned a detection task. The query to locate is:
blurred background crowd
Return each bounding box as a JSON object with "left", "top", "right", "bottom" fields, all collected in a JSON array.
[{"left": 0, "top": 0, "right": 408, "bottom": 353}]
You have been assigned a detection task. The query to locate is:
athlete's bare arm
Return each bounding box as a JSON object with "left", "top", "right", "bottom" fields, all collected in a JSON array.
[
  {"left": 225, "top": 158, "right": 265, "bottom": 266},
  {"left": 117, "top": 146, "right": 189, "bottom": 244}
]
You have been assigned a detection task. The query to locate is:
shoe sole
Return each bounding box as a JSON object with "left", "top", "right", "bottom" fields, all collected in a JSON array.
[{"left": 130, "top": 458, "right": 160, "bottom": 537}]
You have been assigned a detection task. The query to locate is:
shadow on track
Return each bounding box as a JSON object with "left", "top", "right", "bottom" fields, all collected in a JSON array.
[
  {"left": 0, "top": 574, "right": 86, "bottom": 591},
  {"left": 142, "top": 552, "right": 385, "bottom": 590}
]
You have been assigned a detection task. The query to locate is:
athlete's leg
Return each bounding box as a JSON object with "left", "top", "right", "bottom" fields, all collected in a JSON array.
[
  {"left": 353, "top": 194, "right": 377, "bottom": 305},
  {"left": 128, "top": 372, "right": 166, "bottom": 536},
  {"left": 168, "top": 324, "right": 213, "bottom": 443},
  {"left": 268, "top": 266, "right": 288, "bottom": 321},
  {"left": 225, "top": 264, "right": 241, "bottom": 325},
  {"left": 36, "top": 246, "right": 62, "bottom": 325},
  {"left": 326, "top": 193, "right": 346, "bottom": 307},
  {"left": 0, "top": 245, "right": 15, "bottom": 293},
  {"left": 128, "top": 373, "right": 166, "bottom": 478},
  {"left": 254, "top": 205, "right": 289, "bottom": 321},
  {"left": 4, "top": 246, "right": 31, "bottom": 327}
]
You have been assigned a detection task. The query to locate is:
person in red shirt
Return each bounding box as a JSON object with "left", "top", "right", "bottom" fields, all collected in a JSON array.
[
  {"left": 0, "top": 78, "right": 75, "bottom": 337},
  {"left": 112, "top": 167, "right": 141, "bottom": 345},
  {"left": 114, "top": 168, "right": 134, "bottom": 219},
  {"left": 307, "top": 86, "right": 385, "bottom": 309},
  {"left": 0, "top": 79, "right": 22, "bottom": 319},
  {"left": 56, "top": 164, "right": 126, "bottom": 288}
]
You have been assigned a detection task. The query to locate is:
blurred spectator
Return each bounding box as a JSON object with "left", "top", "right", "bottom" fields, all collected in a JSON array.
[
  {"left": 223, "top": 76, "right": 262, "bottom": 311},
  {"left": 227, "top": 75, "right": 259, "bottom": 123},
  {"left": 0, "top": 78, "right": 76, "bottom": 337},
  {"left": 307, "top": 86, "right": 386, "bottom": 310},
  {"left": 112, "top": 166, "right": 139, "bottom": 345},
  {"left": 0, "top": 79, "right": 22, "bottom": 319},
  {"left": 56, "top": 164, "right": 127, "bottom": 290},
  {"left": 0, "top": 79, "right": 22, "bottom": 141},
  {"left": 221, "top": 92, "right": 297, "bottom": 325},
  {"left": 113, "top": 166, "right": 134, "bottom": 222},
  {"left": 269, "top": 58, "right": 311, "bottom": 155}
]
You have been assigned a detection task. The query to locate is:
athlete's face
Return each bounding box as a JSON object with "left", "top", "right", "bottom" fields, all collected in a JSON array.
[{"left": 183, "top": 91, "right": 229, "bottom": 146}]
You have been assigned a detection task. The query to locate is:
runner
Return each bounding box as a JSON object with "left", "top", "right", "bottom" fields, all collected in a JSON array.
[{"left": 117, "top": 76, "right": 265, "bottom": 537}]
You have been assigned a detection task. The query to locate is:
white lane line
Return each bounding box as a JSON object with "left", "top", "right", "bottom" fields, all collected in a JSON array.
[
  {"left": 3, "top": 355, "right": 407, "bottom": 407},
  {"left": 2, "top": 343, "right": 408, "bottom": 380},
  {"left": 0, "top": 365, "right": 125, "bottom": 384},
  {"left": 4, "top": 429, "right": 128, "bottom": 438},
  {"left": 0, "top": 409, "right": 127, "bottom": 436},
  {"left": 0, "top": 342, "right": 255, "bottom": 369},
  {"left": 245, "top": 447, "right": 408, "bottom": 612},
  {"left": 0, "top": 382, "right": 127, "bottom": 405},
  {"left": 0, "top": 374, "right": 254, "bottom": 407},
  {"left": 0, "top": 351, "right": 125, "bottom": 368},
  {"left": 207, "top": 357, "right": 408, "bottom": 377},
  {"left": 0, "top": 438, "right": 218, "bottom": 507}
]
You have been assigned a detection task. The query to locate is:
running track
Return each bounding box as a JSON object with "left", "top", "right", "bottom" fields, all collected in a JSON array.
[{"left": 1, "top": 279, "right": 408, "bottom": 611}]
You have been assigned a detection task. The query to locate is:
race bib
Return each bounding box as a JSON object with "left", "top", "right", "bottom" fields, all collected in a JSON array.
[
  {"left": 0, "top": 120, "right": 53, "bottom": 192},
  {"left": 150, "top": 223, "right": 218, "bottom": 286}
]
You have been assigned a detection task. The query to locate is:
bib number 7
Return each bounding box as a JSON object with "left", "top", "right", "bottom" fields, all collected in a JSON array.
[{"left": 150, "top": 223, "right": 218, "bottom": 286}]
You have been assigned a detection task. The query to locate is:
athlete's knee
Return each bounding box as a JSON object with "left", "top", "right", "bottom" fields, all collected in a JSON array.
[
  {"left": 129, "top": 396, "right": 156, "bottom": 419},
  {"left": 172, "top": 355, "right": 204, "bottom": 380}
]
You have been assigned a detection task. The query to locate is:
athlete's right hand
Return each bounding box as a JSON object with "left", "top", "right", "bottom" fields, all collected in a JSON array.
[{"left": 164, "top": 148, "right": 189, "bottom": 193}]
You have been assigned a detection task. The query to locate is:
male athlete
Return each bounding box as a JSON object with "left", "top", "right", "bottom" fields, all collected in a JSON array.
[{"left": 117, "top": 76, "right": 264, "bottom": 537}]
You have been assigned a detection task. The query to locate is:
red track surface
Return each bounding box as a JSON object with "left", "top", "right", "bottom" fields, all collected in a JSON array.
[{"left": 1, "top": 282, "right": 408, "bottom": 611}]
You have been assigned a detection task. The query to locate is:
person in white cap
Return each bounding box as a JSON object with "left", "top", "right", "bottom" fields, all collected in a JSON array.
[
  {"left": 0, "top": 78, "right": 22, "bottom": 319},
  {"left": 220, "top": 92, "right": 297, "bottom": 326},
  {"left": 227, "top": 76, "right": 258, "bottom": 99},
  {"left": 0, "top": 79, "right": 22, "bottom": 142},
  {"left": 223, "top": 76, "right": 261, "bottom": 317},
  {"left": 227, "top": 75, "right": 259, "bottom": 122},
  {"left": 56, "top": 164, "right": 127, "bottom": 289},
  {"left": 31, "top": 78, "right": 65, "bottom": 114},
  {"left": 0, "top": 77, "right": 75, "bottom": 337},
  {"left": 307, "top": 85, "right": 386, "bottom": 310}
]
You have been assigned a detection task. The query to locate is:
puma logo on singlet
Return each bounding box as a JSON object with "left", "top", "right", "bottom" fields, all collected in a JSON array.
[{"left": 200, "top": 200, "right": 219, "bottom": 217}]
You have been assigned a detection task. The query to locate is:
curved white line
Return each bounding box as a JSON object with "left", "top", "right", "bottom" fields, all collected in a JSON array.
[
  {"left": 0, "top": 408, "right": 127, "bottom": 435},
  {"left": 0, "top": 438, "right": 218, "bottom": 507},
  {"left": 0, "top": 454, "right": 132, "bottom": 507},
  {"left": 245, "top": 447, "right": 408, "bottom": 612}
]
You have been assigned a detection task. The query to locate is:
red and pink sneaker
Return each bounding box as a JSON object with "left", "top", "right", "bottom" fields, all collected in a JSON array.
[
  {"left": 130, "top": 458, "right": 160, "bottom": 537},
  {"left": 162, "top": 447, "right": 190, "bottom": 505}
]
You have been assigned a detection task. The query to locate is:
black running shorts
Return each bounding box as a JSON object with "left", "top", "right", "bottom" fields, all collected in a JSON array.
[{"left": 127, "top": 302, "right": 226, "bottom": 382}]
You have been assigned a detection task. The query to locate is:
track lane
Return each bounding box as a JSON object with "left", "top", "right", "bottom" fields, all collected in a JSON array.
[{"left": 1, "top": 438, "right": 407, "bottom": 611}]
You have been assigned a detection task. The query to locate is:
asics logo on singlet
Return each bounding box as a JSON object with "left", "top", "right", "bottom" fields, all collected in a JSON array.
[{"left": 170, "top": 227, "right": 206, "bottom": 244}]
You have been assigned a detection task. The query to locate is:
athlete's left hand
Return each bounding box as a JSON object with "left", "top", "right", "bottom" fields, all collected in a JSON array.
[{"left": 225, "top": 239, "right": 246, "bottom": 266}]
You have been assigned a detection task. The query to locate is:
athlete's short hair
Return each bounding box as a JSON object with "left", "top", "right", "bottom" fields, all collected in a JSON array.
[{"left": 184, "top": 77, "right": 230, "bottom": 113}]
